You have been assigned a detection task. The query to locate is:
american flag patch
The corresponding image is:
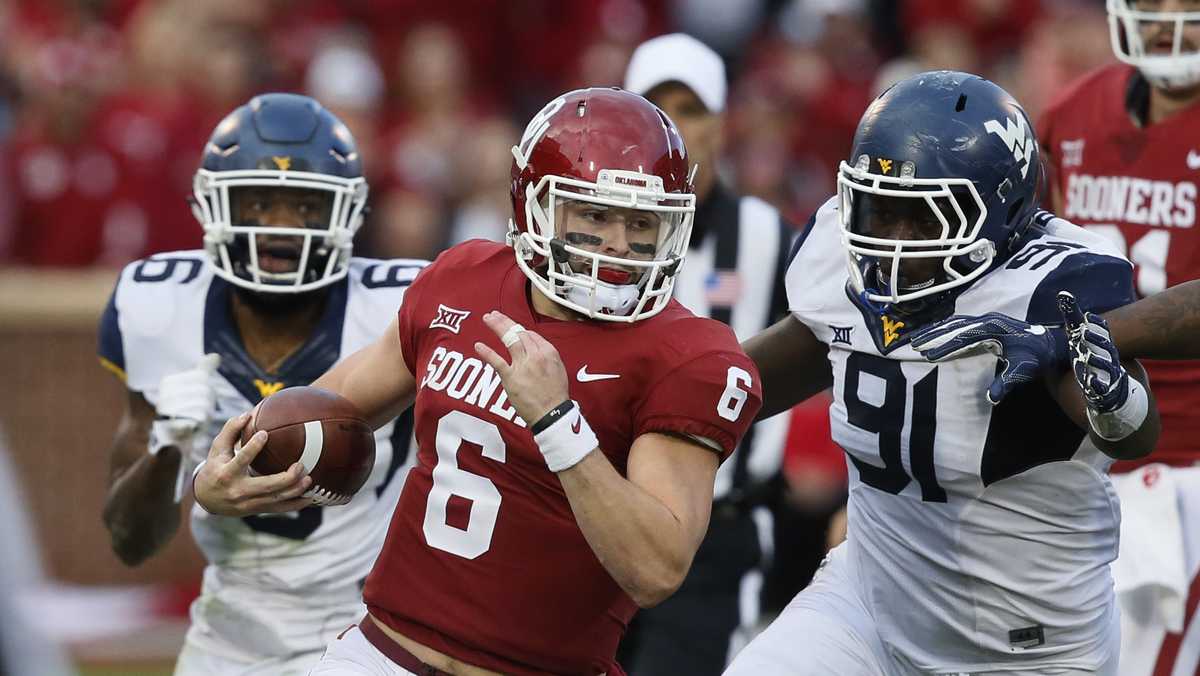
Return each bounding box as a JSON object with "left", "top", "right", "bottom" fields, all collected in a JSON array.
[{"left": 705, "top": 270, "right": 742, "bottom": 306}]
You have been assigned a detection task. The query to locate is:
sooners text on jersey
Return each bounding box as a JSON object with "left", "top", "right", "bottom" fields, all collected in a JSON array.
[{"left": 1039, "top": 63, "right": 1200, "bottom": 467}]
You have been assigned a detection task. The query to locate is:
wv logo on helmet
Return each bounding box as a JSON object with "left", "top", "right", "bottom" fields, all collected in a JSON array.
[{"left": 984, "top": 114, "right": 1034, "bottom": 179}]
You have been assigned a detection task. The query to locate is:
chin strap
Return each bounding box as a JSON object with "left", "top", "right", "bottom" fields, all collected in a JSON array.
[
  {"left": 563, "top": 278, "right": 641, "bottom": 316},
  {"left": 548, "top": 236, "right": 642, "bottom": 317}
]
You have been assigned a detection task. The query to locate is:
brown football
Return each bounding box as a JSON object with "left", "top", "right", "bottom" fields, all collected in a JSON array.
[{"left": 239, "top": 386, "right": 375, "bottom": 506}]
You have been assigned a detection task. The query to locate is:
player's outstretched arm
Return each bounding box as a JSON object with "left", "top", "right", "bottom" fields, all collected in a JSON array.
[
  {"left": 1052, "top": 293, "right": 1160, "bottom": 460},
  {"left": 909, "top": 313, "right": 1070, "bottom": 404},
  {"left": 102, "top": 389, "right": 186, "bottom": 566},
  {"left": 912, "top": 279, "right": 1200, "bottom": 398},
  {"left": 1103, "top": 278, "right": 1200, "bottom": 360},
  {"left": 313, "top": 315, "right": 417, "bottom": 430},
  {"left": 474, "top": 311, "right": 721, "bottom": 608},
  {"left": 743, "top": 315, "right": 831, "bottom": 420}
]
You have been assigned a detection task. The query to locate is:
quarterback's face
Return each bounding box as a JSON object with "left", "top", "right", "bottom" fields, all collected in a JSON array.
[
  {"left": 557, "top": 199, "right": 661, "bottom": 284},
  {"left": 231, "top": 187, "right": 334, "bottom": 274},
  {"left": 1133, "top": 0, "right": 1200, "bottom": 56}
]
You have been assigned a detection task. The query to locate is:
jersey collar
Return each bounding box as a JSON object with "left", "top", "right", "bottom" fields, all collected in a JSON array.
[{"left": 203, "top": 277, "right": 349, "bottom": 403}]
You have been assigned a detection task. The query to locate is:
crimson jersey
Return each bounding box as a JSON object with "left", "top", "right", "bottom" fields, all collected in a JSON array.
[
  {"left": 1039, "top": 63, "right": 1200, "bottom": 469},
  {"left": 363, "top": 240, "right": 761, "bottom": 675}
]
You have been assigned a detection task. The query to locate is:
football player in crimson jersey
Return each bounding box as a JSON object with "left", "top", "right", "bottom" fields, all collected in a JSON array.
[
  {"left": 911, "top": 2, "right": 1200, "bottom": 672},
  {"left": 1039, "top": 0, "right": 1200, "bottom": 471},
  {"left": 198, "top": 87, "right": 762, "bottom": 676}
]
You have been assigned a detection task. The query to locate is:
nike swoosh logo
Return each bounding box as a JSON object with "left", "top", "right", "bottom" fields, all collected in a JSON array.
[
  {"left": 577, "top": 365, "right": 620, "bottom": 382},
  {"left": 1188, "top": 150, "right": 1200, "bottom": 170},
  {"left": 571, "top": 415, "right": 582, "bottom": 434}
]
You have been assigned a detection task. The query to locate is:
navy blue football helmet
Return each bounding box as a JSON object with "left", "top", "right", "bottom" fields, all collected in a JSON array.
[
  {"left": 838, "top": 71, "right": 1041, "bottom": 314},
  {"left": 192, "top": 93, "right": 367, "bottom": 293}
]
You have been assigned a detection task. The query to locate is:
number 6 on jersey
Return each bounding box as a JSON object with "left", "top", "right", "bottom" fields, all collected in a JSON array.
[
  {"left": 423, "top": 411, "right": 506, "bottom": 559},
  {"left": 718, "top": 366, "right": 754, "bottom": 422}
]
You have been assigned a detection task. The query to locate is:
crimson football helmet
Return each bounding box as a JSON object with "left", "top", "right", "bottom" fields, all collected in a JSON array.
[{"left": 508, "top": 88, "right": 696, "bottom": 322}]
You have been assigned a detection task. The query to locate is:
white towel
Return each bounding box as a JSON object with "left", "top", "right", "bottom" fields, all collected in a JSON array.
[{"left": 1112, "top": 463, "right": 1189, "bottom": 632}]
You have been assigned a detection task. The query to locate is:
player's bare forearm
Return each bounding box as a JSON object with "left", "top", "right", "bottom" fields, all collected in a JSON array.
[
  {"left": 102, "top": 393, "right": 182, "bottom": 566},
  {"left": 1051, "top": 360, "right": 1160, "bottom": 460},
  {"left": 744, "top": 315, "right": 831, "bottom": 419},
  {"left": 313, "top": 316, "right": 416, "bottom": 429},
  {"left": 1104, "top": 280, "right": 1200, "bottom": 359},
  {"left": 556, "top": 433, "right": 717, "bottom": 608}
]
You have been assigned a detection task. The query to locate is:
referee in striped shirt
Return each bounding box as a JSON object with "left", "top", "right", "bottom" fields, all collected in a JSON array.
[{"left": 618, "top": 34, "right": 796, "bottom": 676}]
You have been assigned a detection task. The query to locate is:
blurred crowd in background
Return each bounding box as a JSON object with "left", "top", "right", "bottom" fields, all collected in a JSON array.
[{"left": 0, "top": 0, "right": 1116, "bottom": 270}]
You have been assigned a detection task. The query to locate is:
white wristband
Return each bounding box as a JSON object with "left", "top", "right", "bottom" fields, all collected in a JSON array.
[
  {"left": 533, "top": 401, "right": 599, "bottom": 473},
  {"left": 1086, "top": 378, "right": 1149, "bottom": 441}
]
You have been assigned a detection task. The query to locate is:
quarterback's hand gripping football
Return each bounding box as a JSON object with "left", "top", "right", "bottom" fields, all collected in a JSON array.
[
  {"left": 909, "top": 311, "right": 1069, "bottom": 405},
  {"left": 1058, "top": 292, "right": 1149, "bottom": 440},
  {"left": 193, "top": 412, "right": 312, "bottom": 516},
  {"left": 150, "top": 353, "right": 221, "bottom": 455},
  {"left": 474, "top": 311, "right": 598, "bottom": 472}
]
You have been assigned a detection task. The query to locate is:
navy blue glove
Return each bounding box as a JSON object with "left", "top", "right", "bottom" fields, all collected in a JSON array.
[
  {"left": 909, "top": 307, "right": 1070, "bottom": 405},
  {"left": 1058, "top": 292, "right": 1129, "bottom": 413}
]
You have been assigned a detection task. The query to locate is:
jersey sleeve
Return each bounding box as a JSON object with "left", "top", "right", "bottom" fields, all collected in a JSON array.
[
  {"left": 633, "top": 349, "right": 762, "bottom": 461},
  {"left": 1026, "top": 251, "right": 1136, "bottom": 324},
  {"left": 396, "top": 262, "right": 432, "bottom": 377},
  {"left": 97, "top": 283, "right": 126, "bottom": 382}
]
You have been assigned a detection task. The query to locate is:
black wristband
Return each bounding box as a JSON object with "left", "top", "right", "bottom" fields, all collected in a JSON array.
[{"left": 530, "top": 400, "right": 575, "bottom": 435}]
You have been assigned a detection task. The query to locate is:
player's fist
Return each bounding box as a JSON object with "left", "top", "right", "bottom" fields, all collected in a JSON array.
[
  {"left": 150, "top": 353, "right": 221, "bottom": 454},
  {"left": 473, "top": 311, "right": 570, "bottom": 424},
  {"left": 194, "top": 412, "right": 312, "bottom": 517},
  {"left": 1058, "top": 291, "right": 1128, "bottom": 413}
]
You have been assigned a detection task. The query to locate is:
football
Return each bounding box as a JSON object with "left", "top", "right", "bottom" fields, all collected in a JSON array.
[{"left": 239, "top": 386, "right": 375, "bottom": 506}]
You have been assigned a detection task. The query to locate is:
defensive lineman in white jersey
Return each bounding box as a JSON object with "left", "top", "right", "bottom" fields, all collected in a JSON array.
[
  {"left": 730, "top": 71, "right": 1159, "bottom": 674},
  {"left": 98, "top": 94, "right": 423, "bottom": 675}
]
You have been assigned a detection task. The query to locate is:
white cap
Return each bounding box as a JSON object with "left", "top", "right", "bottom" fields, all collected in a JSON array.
[
  {"left": 623, "top": 33, "right": 726, "bottom": 113},
  {"left": 305, "top": 44, "right": 385, "bottom": 111}
]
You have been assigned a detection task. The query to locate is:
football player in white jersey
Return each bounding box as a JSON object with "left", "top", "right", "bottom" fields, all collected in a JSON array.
[
  {"left": 726, "top": 71, "right": 1160, "bottom": 675},
  {"left": 98, "top": 93, "right": 424, "bottom": 676},
  {"left": 907, "top": 3, "right": 1200, "bottom": 672}
]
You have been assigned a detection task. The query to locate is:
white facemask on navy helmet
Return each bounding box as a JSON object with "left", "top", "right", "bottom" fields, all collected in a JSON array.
[
  {"left": 838, "top": 71, "right": 1042, "bottom": 314},
  {"left": 191, "top": 93, "right": 368, "bottom": 294}
]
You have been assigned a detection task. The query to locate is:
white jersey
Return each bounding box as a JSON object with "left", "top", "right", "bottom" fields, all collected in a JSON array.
[
  {"left": 99, "top": 251, "right": 424, "bottom": 669},
  {"left": 786, "top": 199, "right": 1135, "bottom": 673}
]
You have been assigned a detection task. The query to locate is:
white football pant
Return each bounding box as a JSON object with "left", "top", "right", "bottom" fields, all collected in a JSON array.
[
  {"left": 309, "top": 625, "right": 417, "bottom": 676},
  {"left": 724, "top": 544, "right": 1119, "bottom": 676},
  {"left": 173, "top": 566, "right": 365, "bottom": 676}
]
